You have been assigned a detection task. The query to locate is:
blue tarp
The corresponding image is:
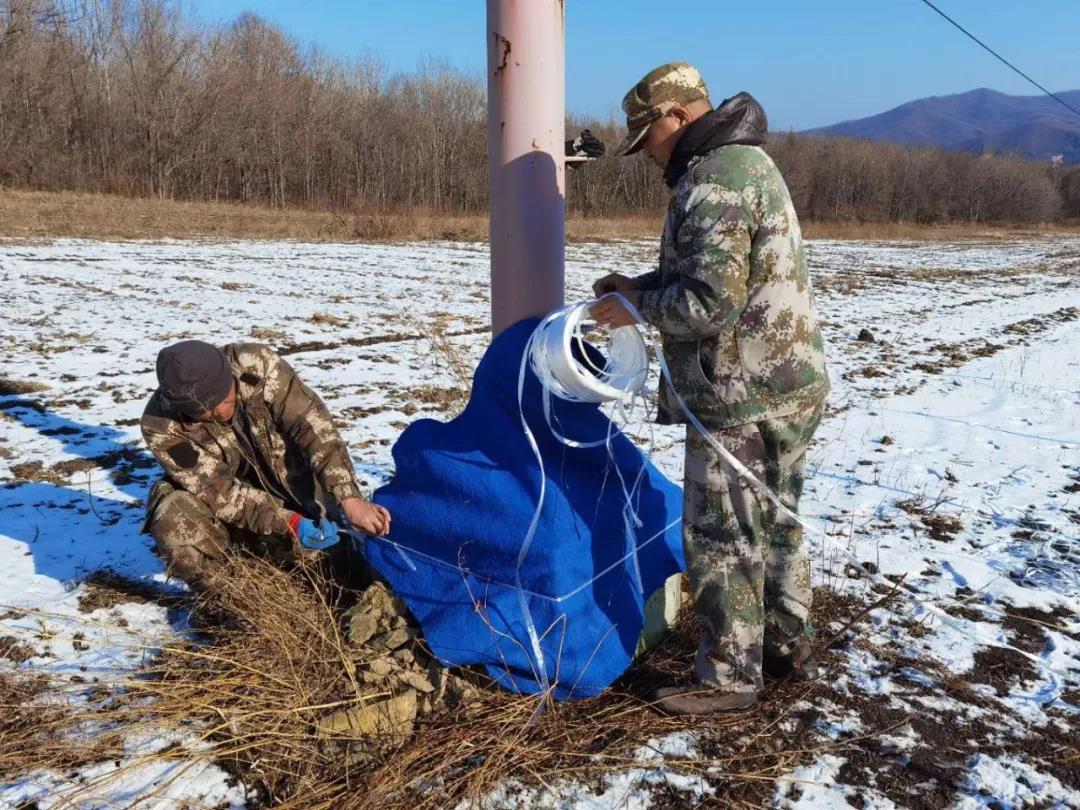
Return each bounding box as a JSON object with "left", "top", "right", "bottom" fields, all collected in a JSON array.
[{"left": 367, "top": 318, "right": 684, "bottom": 700}]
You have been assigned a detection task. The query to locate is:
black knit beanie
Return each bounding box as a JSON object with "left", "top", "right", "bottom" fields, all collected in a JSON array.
[{"left": 155, "top": 340, "right": 232, "bottom": 418}]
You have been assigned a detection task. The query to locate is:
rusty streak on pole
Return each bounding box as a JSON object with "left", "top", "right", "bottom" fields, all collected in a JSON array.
[{"left": 487, "top": 0, "right": 566, "bottom": 336}]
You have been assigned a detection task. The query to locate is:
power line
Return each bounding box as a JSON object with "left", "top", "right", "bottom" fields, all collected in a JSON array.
[{"left": 917, "top": 0, "right": 1080, "bottom": 120}]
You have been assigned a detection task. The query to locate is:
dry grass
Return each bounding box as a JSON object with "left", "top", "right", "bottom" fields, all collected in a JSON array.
[
  {"left": 0, "top": 669, "right": 127, "bottom": 782},
  {"left": 800, "top": 219, "right": 1080, "bottom": 241},
  {"left": 0, "top": 376, "right": 50, "bottom": 396},
  {"left": 0, "top": 189, "right": 488, "bottom": 243},
  {"left": 0, "top": 553, "right": 888, "bottom": 809},
  {"left": 5, "top": 188, "right": 1075, "bottom": 244}
]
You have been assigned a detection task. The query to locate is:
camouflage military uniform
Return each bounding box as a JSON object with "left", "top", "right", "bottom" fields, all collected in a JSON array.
[
  {"left": 683, "top": 404, "right": 823, "bottom": 692},
  {"left": 629, "top": 76, "right": 829, "bottom": 693},
  {"left": 141, "top": 343, "right": 363, "bottom": 588}
]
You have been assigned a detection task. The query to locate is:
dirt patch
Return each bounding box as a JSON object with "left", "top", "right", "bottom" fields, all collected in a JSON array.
[
  {"left": 1003, "top": 605, "right": 1079, "bottom": 643},
  {"left": 898, "top": 499, "right": 963, "bottom": 541},
  {"left": 0, "top": 636, "right": 35, "bottom": 663},
  {"left": 7, "top": 446, "right": 155, "bottom": 486},
  {"left": 398, "top": 385, "right": 469, "bottom": 416},
  {"left": 1001, "top": 610, "right": 1051, "bottom": 654},
  {"left": 1064, "top": 472, "right": 1080, "bottom": 494},
  {"left": 250, "top": 326, "right": 286, "bottom": 341},
  {"left": 834, "top": 705, "right": 963, "bottom": 808},
  {"left": 0, "top": 397, "right": 45, "bottom": 414},
  {"left": 1003, "top": 306, "right": 1079, "bottom": 337},
  {"left": 966, "top": 646, "right": 1041, "bottom": 697},
  {"left": 309, "top": 312, "right": 350, "bottom": 327},
  {"left": 77, "top": 569, "right": 186, "bottom": 613},
  {"left": 940, "top": 602, "right": 988, "bottom": 622},
  {"left": 0, "top": 378, "right": 49, "bottom": 396}
]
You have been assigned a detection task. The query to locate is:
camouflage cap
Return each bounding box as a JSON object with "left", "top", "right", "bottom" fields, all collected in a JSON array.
[{"left": 613, "top": 63, "right": 710, "bottom": 157}]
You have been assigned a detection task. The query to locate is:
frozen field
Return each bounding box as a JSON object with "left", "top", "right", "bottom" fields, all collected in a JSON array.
[{"left": 0, "top": 235, "right": 1078, "bottom": 808}]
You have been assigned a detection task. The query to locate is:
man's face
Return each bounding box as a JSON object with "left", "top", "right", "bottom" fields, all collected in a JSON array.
[
  {"left": 641, "top": 107, "right": 689, "bottom": 169},
  {"left": 197, "top": 381, "right": 237, "bottom": 423}
]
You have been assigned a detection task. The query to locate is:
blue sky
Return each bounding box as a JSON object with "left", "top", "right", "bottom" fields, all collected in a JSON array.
[{"left": 188, "top": 1, "right": 1080, "bottom": 130}]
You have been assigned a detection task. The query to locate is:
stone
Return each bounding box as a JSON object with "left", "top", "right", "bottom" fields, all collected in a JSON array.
[
  {"left": 368, "top": 658, "right": 394, "bottom": 677},
  {"left": 376, "top": 627, "right": 416, "bottom": 651},
  {"left": 398, "top": 670, "right": 435, "bottom": 694},
  {"left": 348, "top": 611, "right": 379, "bottom": 646},
  {"left": 857, "top": 328, "right": 876, "bottom": 343},
  {"left": 357, "top": 582, "right": 409, "bottom": 620},
  {"left": 360, "top": 657, "right": 395, "bottom": 683},
  {"left": 317, "top": 691, "right": 417, "bottom": 741}
]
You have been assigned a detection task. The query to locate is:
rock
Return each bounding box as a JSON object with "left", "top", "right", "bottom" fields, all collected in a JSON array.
[
  {"left": 857, "top": 328, "right": 876, "bottom": 343},
  {"left": 368, "top": 657, "right": 394, "bottom": 677},
  {"left": 348, "top": 611, "right": 379, "bottom": 646},
  {"left": 398, "top": 670, "right": 435, "bottom": 694},
  {"left": 376, "top": 627, "right": 416, "bottom": 651},
  {"left": 317, "top": 691, "right": 417, "bottom": 740},
  {"left": 360, "top": 657, "right": 396, "bottom": 683},
  {"left": 357, "top": 582, "right": 410, "bottom": 620},
  {"left": 447, "top": 673, "right": 480, "bottom": 705}
]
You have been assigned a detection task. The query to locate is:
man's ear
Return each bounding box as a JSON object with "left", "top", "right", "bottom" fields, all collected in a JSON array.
[{"left": 670, "top": 104, "right": 693, "bottom": 126}]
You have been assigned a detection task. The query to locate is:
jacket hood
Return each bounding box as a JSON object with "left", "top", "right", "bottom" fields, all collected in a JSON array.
[{"left": 664, "top": 91, "right": 768, "bottom": 188}]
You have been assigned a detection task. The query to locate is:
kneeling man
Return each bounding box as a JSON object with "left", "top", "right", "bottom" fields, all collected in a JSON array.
[{"left": 141, "top": 340, "right": 390, "bottom": 590}]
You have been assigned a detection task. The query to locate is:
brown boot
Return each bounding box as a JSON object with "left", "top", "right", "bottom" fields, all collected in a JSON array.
[
  {"left": 653, "top": 685, "right": 758, "bottom": 715},
  {"left": 763, "top": 637, "right": 819, "bottom": 681}
]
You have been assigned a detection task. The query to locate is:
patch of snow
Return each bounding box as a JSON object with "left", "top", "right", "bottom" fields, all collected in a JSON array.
[
  {"left": 459, "top": 731, "right": 713, "bottom": 810},
  {"left": 954, "top": 754, "right": 1075, "bottom": 809},
  {"left": 2, "top": 235, "right": 1079, "bottom": 807}
]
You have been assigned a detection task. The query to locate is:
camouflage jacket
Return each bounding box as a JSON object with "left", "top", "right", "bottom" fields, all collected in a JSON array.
[
  {"left": 637, "top": 144, "right": 829, "bottom": 428},
  {"left": 141, "top": 343, "right": 362, "bottom": 535}
]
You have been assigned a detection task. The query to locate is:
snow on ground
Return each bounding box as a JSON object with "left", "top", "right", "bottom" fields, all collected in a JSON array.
[{"left": 0, "top": 235, "right": 1078, "bottom": 808}]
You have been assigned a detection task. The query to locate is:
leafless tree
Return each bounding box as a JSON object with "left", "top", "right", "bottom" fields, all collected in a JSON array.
[{"left": 0, "top": 0, "right": 1073, "bottom": 224}]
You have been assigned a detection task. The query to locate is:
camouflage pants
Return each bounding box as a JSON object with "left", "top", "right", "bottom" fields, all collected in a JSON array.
[
  {"left": 682, "top": 402, "right": 823, "bottom": 693},
  {"left": 142, "top": 477, "right": 304, "bottom": 591}
]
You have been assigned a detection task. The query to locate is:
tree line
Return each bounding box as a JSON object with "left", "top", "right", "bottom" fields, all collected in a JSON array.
[{"left": 2, "top": 0, "right": 1078, "bottom": 222}]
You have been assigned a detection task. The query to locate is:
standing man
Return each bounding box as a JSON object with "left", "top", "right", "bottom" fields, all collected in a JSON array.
[
  {"left": 141, "top": 340, "right": 391, "bottom": 592},
  {"left": 592, "top": 64, "right": 829, "bottom": 714}
]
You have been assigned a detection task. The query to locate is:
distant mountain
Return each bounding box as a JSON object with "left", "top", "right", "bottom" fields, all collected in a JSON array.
[{"left": 806, "top": 88, "right": 1080, "bottom": 164}]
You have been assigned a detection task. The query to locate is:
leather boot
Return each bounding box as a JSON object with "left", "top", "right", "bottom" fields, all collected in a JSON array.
[{"left": 653, "top": 685, "right": 759, "bottom": 715}]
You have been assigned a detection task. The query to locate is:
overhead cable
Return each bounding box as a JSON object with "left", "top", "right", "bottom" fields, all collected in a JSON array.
[{"left": 918, "top": 0, "right": 1080, "bottom": 120}]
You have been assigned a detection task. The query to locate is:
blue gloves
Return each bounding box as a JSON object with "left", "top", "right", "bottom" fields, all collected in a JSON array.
[{"left": 289, "top": 514, "right": 340, "bottom": 551}]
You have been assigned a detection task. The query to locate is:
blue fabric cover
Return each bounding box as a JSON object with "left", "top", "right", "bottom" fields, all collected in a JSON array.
[{"left": 367, "top": 318, "right": 685, "bottom": 700}]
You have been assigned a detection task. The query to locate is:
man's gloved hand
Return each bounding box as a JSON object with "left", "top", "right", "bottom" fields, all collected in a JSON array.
[
  {"left": 288, "top": 513, "right": 341, "bottom": 551},
  {"left": 565, "top": 129, "right": 605, "bottom": 159}
]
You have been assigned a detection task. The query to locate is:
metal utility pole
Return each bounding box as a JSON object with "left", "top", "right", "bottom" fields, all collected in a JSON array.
[{"left": 486, "top": 0, "right": 566, "bottom": 336}]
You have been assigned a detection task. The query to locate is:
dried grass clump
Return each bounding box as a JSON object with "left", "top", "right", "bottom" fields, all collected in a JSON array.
[
  {"left": 0, "top": 670, "right": 126, "bottom": 782},
  {"left": 394, "top": 313, "right": 478, "bottom": 418},
  {"left": 0, "top": 376, "right": 49, "bottom": 396},
  {"left": 121, "top": 555, "right": 392, "bottom": 806},
  {"left": 309, "top": 312, "right": 350, "bottom": 327},
  {"left": 0, "top": 555, "right": 884, "bottom": 808}
]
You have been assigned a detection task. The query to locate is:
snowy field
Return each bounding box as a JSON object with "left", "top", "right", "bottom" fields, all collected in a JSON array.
[{"left": 0, "top": 235, "right": 1078, "bottom": 808}]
